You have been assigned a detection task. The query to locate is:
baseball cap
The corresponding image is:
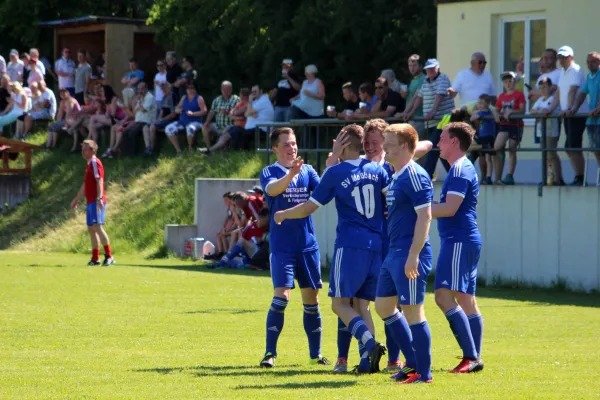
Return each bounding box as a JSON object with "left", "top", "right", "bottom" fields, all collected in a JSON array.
[
  {"left": 423, "top": 58, "right": 440, "bottom": 70},
  {"left": 501, "top": 71, "right": 516, "bottom": 80},
  {"left": 557, "top": 46, "right": 574, "bottom": 57},
  {"left": 247, "top": 185, "right": 264, "bottom": 195},
  {"left": 9, "top": 49, "right": 18, "bottom": 56},
  {"left": 305, "top": 64, "right": 318, "bottom": 74},
  {"left": 282, "top": 58, "right": 293, "bottom": 66}
]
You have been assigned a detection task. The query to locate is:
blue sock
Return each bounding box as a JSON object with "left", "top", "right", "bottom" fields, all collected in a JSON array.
[
  {"left": 383, "top": 311, "right": 416, "bottom": 369},
  {"left": 358, "top": 341, "right": 366, "bottom": 360},
  {"left": 223, "top": 242, "right": 243, "bottom": 260},
  {"left": 410, "top": 321, "right": 432, "bottom": 380},
  {"left": 265, "top": 297, "right": 288, "bottom": 356},
  {"left": 385, "top": 321, "right": 401, "bottom": 364},
  {"left": 337, "top": 318, "right": 352, "bottom": 359},
  {"left": 468, "top": 314, "right": 484, "bottom": 358},
  {"left": 303, "top": 304, "right": 322, "bottom": 359},
  {"left": 348, "top": 316, "right": 375, "bottom": 358},
  {"left": 445, "top": 306, "right": 477, "bottom": 360}
]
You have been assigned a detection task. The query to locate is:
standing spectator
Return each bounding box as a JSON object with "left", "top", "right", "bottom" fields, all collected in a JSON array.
[
  {"left": 0, "top": 54, "right": 5, "bottom": 75},
  {"left": 28, "top": 49, "right": 46, "bottom": 76},
  {"left": 27, "top": 60, "right": 44, "bottom": 88},
  {"left": 546, "top": 46, "right": 588, "bottom": 186},
  {"left": 165, "top": 83, "right": 207, "bottom": 154},
  {"left": 413, "top": 58, "right": 455, "bottom": 178},
  {"left": 55, "top": 48, "right": 76, "bottom": 96},
  {"left": 531, "top": 77, "right": 563, "bottom": 185},
  {"left": 153, "top": 60, "right": 168, "bottom": 117},
  {"left": 45, "top": 89, "right": 81, "bottom": 150},
  {"left": 173, "top": 56, "right": 197, "bottom": 100},
  {"left": 402, "top": 54, "right": 426, "bottom": 135},
  {"left": 470, "top": 95, "right": 499, "bottom": 184},
  {"left": 91, "top": 52, "right": 106, "bottom": 83},
  {"left": 271, "top": 58, "right": 301, "bottom": 122},
  {"left": 447, "top": 52, "right": 496, "bottom": 106},
  {"left": 74, "top": 49, "right": 92, "bottom": 105},
  {"left": 165, "top": 51, "right": 183, "bottom": 103},
  {"left": 202, "top": 81, "right": 240, "bottom": 149},
  {"left": 381, "top": 69, "right": 407, "bottom": 97},
  {"left": 530, "top": 49, "right": 561, "bottom": 103},
  {"left": 570, "top": 51, "right": 600, "bottom": 185},
  {"left": 21, "top": 53, "right": 31, "bottom": 86},
  {"left": 368, "top": 77, "right": 405, "bottom": 118},
  {"left": 6, "top": 50, "right": 24, "bottom": 84},
  {"left": 289, "top": 64, "right": 325, "bottom": 119},
  {"left": 120, "top": 58, "right": 144, "bottom": 108},
  {"left": 0, "top": 82, "right": 27, "bottom": 134},
  {"left": 122, "top": 82, "right": 156, "bottom": 155},
  {"left": 0, "top": 74, "right": 11, "bottom": 113},
  {"left": 327, "top": 82, "right": 359, "bottom": 118},
  {"left": 229, "top": 85, "right": 274, "bottom": 150},
  {"left": 494, "top": 71, "right": 526, "bottom": 185},
  {"left": 22, "top": 80, "right": 56, "bottom": 137},
  {"left": 200, "top": 88, "right": 250, "bottom": 154},
  {"left": 145, "top": 82, "right": 177, "bottom": 154}
]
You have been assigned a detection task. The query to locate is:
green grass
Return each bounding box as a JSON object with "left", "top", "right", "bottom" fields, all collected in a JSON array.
[
  {"left": 2, "top": 251, "right": 600, "bottom": 399},
  {"left": 0, "top": 131, "right": 264, "bottom": 255}
]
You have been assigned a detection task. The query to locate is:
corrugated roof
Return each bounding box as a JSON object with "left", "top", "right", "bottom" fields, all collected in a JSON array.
[{"left": 38, "top": 15, "right": 147, "bottom": 27}]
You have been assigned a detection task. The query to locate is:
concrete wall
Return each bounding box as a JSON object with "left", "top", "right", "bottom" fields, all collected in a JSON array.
[
  {"left": 164, "top": 224, "right": 198, "bottom": 257},
  {"left": 0, "top": 176, "right": 31, "bottom": 213}
]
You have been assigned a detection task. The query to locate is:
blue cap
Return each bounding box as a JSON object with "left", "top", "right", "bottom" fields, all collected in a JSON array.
[{"left": 424, "top": 58, "right": 440, "bottom": 70}]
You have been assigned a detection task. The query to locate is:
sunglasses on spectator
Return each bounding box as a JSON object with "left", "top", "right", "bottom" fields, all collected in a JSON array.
[{"left": 478, "top": 60, "right": 487, "bottom": 65}]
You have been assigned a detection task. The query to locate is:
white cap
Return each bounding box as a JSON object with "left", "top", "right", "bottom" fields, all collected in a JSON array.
[
  {"left": 557, "top": 46, "right": 574, "bottom": 57},
  {"left": 424, "top": 58, "right": 440, "bottom": 69},
  {"left": 501, "top": 71, "right": 516, "bottom": 79},
  {"left": 305, "top": 64, "right": 318, "bottom": 74},
  {"left": 282, "top": 58, "right": 293, "bottom": 65}
]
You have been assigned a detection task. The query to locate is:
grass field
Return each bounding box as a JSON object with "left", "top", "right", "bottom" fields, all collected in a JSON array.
[{"left": 2, "top": 251, "right": 600, "bottom": 399}]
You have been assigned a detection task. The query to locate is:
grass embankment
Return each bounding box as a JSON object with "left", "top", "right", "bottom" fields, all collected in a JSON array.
[{"left": 0, "top": 131, "right": 264, "bottom": 256}]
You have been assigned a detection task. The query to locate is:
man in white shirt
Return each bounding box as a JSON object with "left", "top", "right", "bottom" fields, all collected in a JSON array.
[
  {"left": 0, "top": 55, "right": 6, "bottom": 75},
  {"left": 230, "top": 85, "right": 274, "bottom": 150},
  {"left": 546, "top": 46, "right": 588, "bottom": 186},
  {"left": 529, "top": 49, "right": 561, "bottom": 103},
  {"left": 28, "top": 48, "right": 46, "bottom": 76},
  {"left": 55, "top": 48, "right": 76, "bottom": 96},
  {"left": 122, "top": 82, "right": 156, "bottom": 153},
  {"left": 447, "top": 52, "right": 496, "bottom": 106},
  {"left": 6, "top": 50, "right": 23, "bottom": 83},
  {"left": 23, "top": 80, "right": 57, "bottom": 136}
]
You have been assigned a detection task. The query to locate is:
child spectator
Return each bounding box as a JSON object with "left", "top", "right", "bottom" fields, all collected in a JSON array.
[
  {"left": 209, "top": 208, "right": 270, "bottom": 269},
  {"left": 494, "top": 71, "right": 526, "bottom": 185},
  {"left": 471, "top": 94, "right": 498, "bottom": 184},
  {"left": 211, "top": 192, "right": 238, "bottom": 259},
  {"left": 530, "top": 77, "right": 564, "bottom": 185}
]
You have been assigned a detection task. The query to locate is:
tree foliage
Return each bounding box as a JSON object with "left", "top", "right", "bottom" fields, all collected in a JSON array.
[{"left": 149, "top": 0, "right": 437, "bottom": 104}]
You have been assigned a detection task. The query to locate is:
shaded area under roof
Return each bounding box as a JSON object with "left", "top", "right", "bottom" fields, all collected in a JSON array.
[{"left": 38, "top": 15, "right": 147, "bottom": 27}]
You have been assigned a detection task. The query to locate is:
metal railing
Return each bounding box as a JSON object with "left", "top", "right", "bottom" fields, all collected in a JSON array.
[{"left": 254, "top": 114, "right": 600, "bottom": 190}]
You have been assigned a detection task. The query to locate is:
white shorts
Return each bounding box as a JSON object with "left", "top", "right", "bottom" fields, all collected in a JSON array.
[{"left": 165, "top": 121, "right": 203, "bottom": 137}]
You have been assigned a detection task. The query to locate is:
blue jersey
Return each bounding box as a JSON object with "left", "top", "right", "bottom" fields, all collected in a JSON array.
[
  {"left": 438, "top": 157, "right": 481, "bottom": 243},
  {"left": 386, "top": 161, "right": 433, "bottom": 248},
  {"left": 477, "top": 109, "right": 495, "bottom": 137},
  {"left": 260, "top": 162, "right": 320, "bottom": 253},
  {"left": 310, "top": 158, "right": 390, "bottom": 251}
]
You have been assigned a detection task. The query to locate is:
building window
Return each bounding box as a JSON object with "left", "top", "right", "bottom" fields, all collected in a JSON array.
[{"left": 499, "top": 16, "right": 546, "bottom": 111}]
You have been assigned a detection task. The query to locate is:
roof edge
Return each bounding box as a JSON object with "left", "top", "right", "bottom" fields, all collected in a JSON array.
[{"left": 38, "top": 15, "right": 148, "bottom": 27}]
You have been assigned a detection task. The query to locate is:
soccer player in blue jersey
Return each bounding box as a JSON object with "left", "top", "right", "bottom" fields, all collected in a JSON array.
[
  {"left": 274, "top": 124, "right": 388, "bottom": 374},
  {"left": 374, "top": 123, "right": 434, "bottom": 384},
  {"left": 258, "top": 127, "right": 329, "bottom": 368},
  {"left": 431, "top": 122, "right": 484, "bottom": 373}
]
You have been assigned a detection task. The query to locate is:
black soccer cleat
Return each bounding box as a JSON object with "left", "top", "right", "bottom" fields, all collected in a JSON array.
[
  {"left": 369, "top": 342, "right": 387, "bottom": 373},
  {"left": 390, "top": 366, "right": 416, "bottom": 381},
  {"left": 88, "top": 259, "right": 101, "bottom": 266},
  {"left": 102, "top": 257, "right": 115, "bottom": 267},
  {"left": 260, "top": 353, "right": 275, "bottom": 368},
  {"left": 312, "top": 356, "right": 331, "bottom": 366}
]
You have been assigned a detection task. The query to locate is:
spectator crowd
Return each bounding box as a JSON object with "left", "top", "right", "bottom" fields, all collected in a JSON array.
[{"left": 0, "top": 45, "right": 599, "bottom": 186}]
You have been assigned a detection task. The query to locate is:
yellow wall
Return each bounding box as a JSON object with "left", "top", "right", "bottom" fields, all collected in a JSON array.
[{"left": 437, "top": 0, "right": 600, "bottom": 156}]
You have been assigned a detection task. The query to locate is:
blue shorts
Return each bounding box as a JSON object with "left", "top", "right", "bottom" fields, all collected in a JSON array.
[
  {"left": 328, "top": 246, "right": 381, "bottom": 301},
  {"left": 435, "top": 241, "right": 481, "bottom": 295},
  {"left": 270, "top": 249, "right": 322, "bottom": 290},
  {"left": 376, "top": 243, "right": 433, "bottom": 305},
  {"left": 86, "top": 202, "right": 106, "bottom": 226}
]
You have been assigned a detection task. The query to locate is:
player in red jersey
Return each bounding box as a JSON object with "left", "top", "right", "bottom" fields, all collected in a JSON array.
[{"left": 70, "top": 139, "right": 115, "bottom": 266}]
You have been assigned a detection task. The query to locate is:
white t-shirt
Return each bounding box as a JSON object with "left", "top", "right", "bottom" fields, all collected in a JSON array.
[
  {"left": 452, "top": 68, "right": 496, "bottom": 105},
  {"left": 10, "top": 93, "right": 25, "bottom": 116},
  {"left": 531, "top": 95, "right": 560, "bottom": 137},
  {"left": 40, "top": 89, "right": 58, "bottom": 118},
  {"left": 55, "top": 57, "right": 76, "bottom": 89},
  {"left": 536, "top": 69, "right": 561, "bottom": 88},
  {"left": 558, "top": 62, "right": 588, "bottom": 113},
  {"left": 245, "top": 94, "right": 274, "bottom": 131},
  {"left": 153, "top": 72, "right": 167, "bottom": 102}
]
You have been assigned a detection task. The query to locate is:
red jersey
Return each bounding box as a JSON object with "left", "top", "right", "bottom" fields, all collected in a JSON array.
[
  {"left": 496, "top": 91, "right": 526, "bottom": 127},
  {"left": 84, "top": 156, "right": 106, "bottom": 204},
  {"left": 243, "top": 195, "right": 264, "bottom": 220},
  {"left": 242, "top": 221, "right": 267, "bottom": 242}
]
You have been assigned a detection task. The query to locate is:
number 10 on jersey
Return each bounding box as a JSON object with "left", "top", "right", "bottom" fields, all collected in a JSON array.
[{"left": 351, "top": 184, "right": 375, "bottom": 219}]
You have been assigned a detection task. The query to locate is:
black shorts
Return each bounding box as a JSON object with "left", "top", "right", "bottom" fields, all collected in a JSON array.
[
  {"left": 564, "top": 117, "right": 586, "bottom": 148},
  {"left": 499, "top": 125, "right": 523, "bottom": 142},
  {"left": 477, "top": 135, "right": 495, "bottom": 149}
]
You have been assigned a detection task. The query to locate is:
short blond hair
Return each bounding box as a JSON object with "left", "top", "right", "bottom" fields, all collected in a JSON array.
[
  {"left": 364, "top": 118, "right": 389, "bottom": 137},
  {"left": 82, "top": 139, "right": 98, "bottom": 151},
  {"left": 383, "top": 123, "right": 418, "bottom": 153}
]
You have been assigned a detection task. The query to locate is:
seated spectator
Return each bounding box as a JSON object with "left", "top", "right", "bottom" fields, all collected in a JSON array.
[
  {"left": 353, "top": 83, "right": 378, "bottom": 117},
  {"left": 326, "top": 82, "right": 359, "bottom": 118},
  {"left": 381, "top": 69, "right": 407, "bottom": 97},
  {"left": 232, "top": 191, "right": 264, "bottom": 226},
  {"left": 20, "top": 53, "right": 31, "bottom": 86},
  {"left": 45, "top": 88, "right": 81, "bottom": 149},
  {"left": 0, "top": 74, "right": 11, "bottom": 113},
  {"left": 229, "top": 85, "right": 274, "bottom": 150},
  {"left": 27, "top": 62, "right": 44, "bottom": 88},
  {"left": 74, "top": 49, "right": 92, "bottom": 105},
  {"left": 22, "top": 80, "right": 56, "bottom": 137},
  {"left": 66, "top": 90, "right": 101, "bottom": 152},
  {"left": 14, "top": 83, "right": 36, "bottom": 139},
  {"left": 120, "top": 58, "right": 144, "bottom": 107},
  {"left": 6, "top": 50, "right": 24, "bottom": 84},
  {"left": 0, "top": 82, "right": 27, "bottom": 135},
  {"left": 209, "top": 207, "right": 270, "bottom": 269},
  {"left": 202, "top": 81, "right": 240, "bottom": 149},
  {"left": 165, "top": 84, "right": 207, "bottom": 154},
  {"left": 246, "top": 185, "right": 264, "bottom": 202},
  {"left": 289, "top": 64, "right": 325, "bottom": 119},
  {"left": 28, "top": 48, "right": 46, "bottom": 76},
  {"left": 199, "top": 87, "right": 249, "bottom": 154},
  {"left": 103, "top": 99, "right": 134, "bottom": 158},
  {"left": 371, "top": 76, "right": 405, "bottom": 118},
  {"left": 470, "top": 95, "right": 499, "bottom": 185},
  {"left": 211, "top": 192, "right": 238, "bottom": 259},
  {"left": 121, "top": 82, "right": 156, "bottom": 155},
  {"left": 145, "top": 82, "right": 177, "bottom": 155},
  {"left": 87, "top": 90, "right": 118, "bottom": 144}
]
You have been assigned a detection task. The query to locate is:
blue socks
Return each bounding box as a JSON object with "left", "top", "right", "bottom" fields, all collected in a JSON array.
[
  {"left": 385, "top": 318, "right": 401, "bottom": 364},
  {"left": 223, "top": 242, "right": 243, "bottom": 260},
  {"left": 410, "top": 321, "right": 432, "bottom": 380},
  {"left": 445, "top": 306, "right": 477, "bottom": 360},
  {"left": 303, "top": 304, "right": 322, "bottom": 359},
  {"left": 468, "top": 313, "right": 484, "bottom": 358},
  {"left": 337, "top": 317, "right": 352, "bottom": 359},
  {"left": 265, "top": 297, "right": 288, "bottom": 356},
  {"left": 348, "top": 316, "right": 375, "bottom": 358},
  {"left": 383, "top": 311, "right": 416, "bottom": 369}
]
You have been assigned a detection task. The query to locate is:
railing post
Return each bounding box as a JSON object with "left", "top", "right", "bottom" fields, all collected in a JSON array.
[
  {"left": 302, "top": 124, "right": 309, "bottom": 163},
  {"left": 266, "top": 125, "right": 271, "bottom": 165},
  {"left": 541, "top": 117, "right": 548, "bottom": 187},
  {"left": 316, "top": 125, "right": 321, "bottom": 174}
]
